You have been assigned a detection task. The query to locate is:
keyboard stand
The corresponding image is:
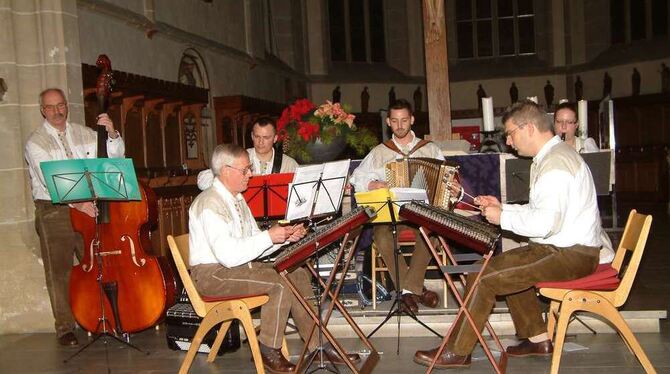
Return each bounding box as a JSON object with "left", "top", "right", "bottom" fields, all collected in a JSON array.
[{"left": 418, "top": 227, "right": 508, "bottom": 374}]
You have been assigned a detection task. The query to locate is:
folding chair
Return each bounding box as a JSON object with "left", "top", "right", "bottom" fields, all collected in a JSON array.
[
  {"left": 167, "top": 234, "right": 276, "bottom": 374},
  {"left": 536, "top": 210, "right": 656, "bottom": 374}
]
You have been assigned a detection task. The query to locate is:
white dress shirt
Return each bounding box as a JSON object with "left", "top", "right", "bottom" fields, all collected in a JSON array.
[
  {"left": 350, "top": 131, "right": 445, "bottom": 192},
  {"left": 197, "top": 148, "right": 299, "bottom": 190},
  {"left": 575, "top": 137, "right": 600, "bottom": 153},
  {"left": 500, "top": 136, "right": 603, "bottom": 248},
  {"left": 189, "top": 178, "right": 283, "bottom": 268},
  {"left": 25, "top": 120, "right": 125, "bottom": 201}
]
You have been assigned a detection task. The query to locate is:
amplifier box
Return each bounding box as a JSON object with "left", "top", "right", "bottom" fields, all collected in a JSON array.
[{"left": 165, "top": 291, "right": 241, "bottom": 355}]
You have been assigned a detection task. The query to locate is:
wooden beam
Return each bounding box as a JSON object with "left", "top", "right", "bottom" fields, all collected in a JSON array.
[{"left": 422, "top": 0, "right": 451, "bottom": 140}]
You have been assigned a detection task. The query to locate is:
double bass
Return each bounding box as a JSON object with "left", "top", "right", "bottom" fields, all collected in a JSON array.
[{"left": 69, "top": 54, "right": 176, "bottom": 334}]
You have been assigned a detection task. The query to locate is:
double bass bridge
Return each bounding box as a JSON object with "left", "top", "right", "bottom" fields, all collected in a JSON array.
[{"left": 83, "top": 235, "right": 146, "bottom": 272}]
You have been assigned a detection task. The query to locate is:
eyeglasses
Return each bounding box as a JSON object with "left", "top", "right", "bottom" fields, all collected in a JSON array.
[
  {"left": 555, "top": 119, "right": 578, "bottom": 126},
  {"left": 226, "top": 164, "right": 254, "bottom": 175},
  {"left": 42, "top": 102, "right": 67, "bottom": 112},
  {"left": 504, "top": 123, "right": 527, "bottom": 138}
]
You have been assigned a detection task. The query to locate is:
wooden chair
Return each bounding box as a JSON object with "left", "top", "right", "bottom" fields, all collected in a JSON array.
[
  {"left": 167, "top": 234, "right": 271, "bottom": 374},
  {"left": 371, "top": 229, "right": 448, "bottom": 309},
  {"left": 536, "top": 210, "right": 656, "bottom": 374}
]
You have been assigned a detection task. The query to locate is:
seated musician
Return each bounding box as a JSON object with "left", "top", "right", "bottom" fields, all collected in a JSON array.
[
  {"left": 414, "top": 100, "right": 604, "bottom": 368},
  {"left": 197, "top": 116, "right": 299, "bottom": 190},
  {"left": 350, "top": 98, "right": 444, "bottom": 314},
  {"left": 553, "top": 102, "right": 599, "bottom": 153},
  {"left": 554, "top": 102, "right": 615, "bottom": 263},
  {"left": 189, "top": 144, "right": 358, "bottom": 373}
]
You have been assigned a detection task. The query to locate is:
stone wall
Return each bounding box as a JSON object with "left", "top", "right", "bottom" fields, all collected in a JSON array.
[{"left": 0, "top": 0, "right": 85, "bottom": 334}]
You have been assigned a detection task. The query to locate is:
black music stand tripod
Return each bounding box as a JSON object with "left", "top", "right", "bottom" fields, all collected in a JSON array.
[
  {"left": 40, "top": 159, "right": 148, "bottom": 369},
  {"left": 365, "top": 198, "right": 442, "bottom": 354},
  {"left": 285, "top": 168, "right": 349, "bottom": 373}
]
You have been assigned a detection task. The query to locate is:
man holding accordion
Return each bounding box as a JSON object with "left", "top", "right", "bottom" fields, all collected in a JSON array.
[{"left": 350, "top": 99, "right": 445, "bottom": 314}]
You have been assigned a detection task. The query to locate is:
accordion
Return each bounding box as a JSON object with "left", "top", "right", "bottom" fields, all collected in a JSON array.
[
  {"left": 399, "top": 202, "right": 500, "bottom": 255},
  {"left": 385, "top": 157, "right": 459, "bottom": 209}
]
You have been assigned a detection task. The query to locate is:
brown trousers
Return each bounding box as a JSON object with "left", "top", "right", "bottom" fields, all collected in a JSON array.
[
  {"left": 191, "top": 262, "right": 317, "bottom": 350},
  {"left": 447, "top": 242, "right": 600, "bottom": 355},
  {"left": 373, "top": 224, "right": 433, "bottom": 295},
  {"left": 34, "top": 200, "right": 84, "bottom": 337}
]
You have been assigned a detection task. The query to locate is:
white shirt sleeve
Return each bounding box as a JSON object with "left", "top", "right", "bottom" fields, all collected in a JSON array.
[
  {"left": 24, "top": 141, "right": 52, "bottom": 191},
  {"left": 199, "top": 208, "right": 279, "bottom": 268},
  {"left": 106, "top": 133, "right": 125, "bottom": 158},
  {"left": 580, "top": 138, "right": 600, "bottom": 153},
  {"left": 349, "top": 152, "right": 385, "bottom": 193},
  {"left": 500, "top": 169, "right": 570, "bottom": 239}
]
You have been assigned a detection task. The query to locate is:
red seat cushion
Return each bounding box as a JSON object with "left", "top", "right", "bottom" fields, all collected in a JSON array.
[
  {"left": 398, "top": 229, "right": 416, "bottom": 242},
  {"left": 536, "top": 264, "right": 620, "bottom": 291},
  {"left": 201, "top": 292, "right": 267, "bottom": 303}
]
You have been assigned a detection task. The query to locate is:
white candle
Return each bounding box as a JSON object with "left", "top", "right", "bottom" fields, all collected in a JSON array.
[
  {"left": 526, "top": 96, "right": 538, "bottom": 103},
  {"left": 482, "top": 97, "right": 495, "bottom": 132},
  {"left": 578, "top": 100, "right": 588, "bottom": 139}
]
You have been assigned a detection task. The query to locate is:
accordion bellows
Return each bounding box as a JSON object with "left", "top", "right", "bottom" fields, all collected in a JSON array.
[{"left": 385, "top": 157, "right": 459, "bottom": 210}]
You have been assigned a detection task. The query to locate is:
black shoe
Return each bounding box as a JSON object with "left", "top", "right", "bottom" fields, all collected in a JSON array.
[{"left": 58, "top": 332, "right": 78, "bottom": 346}]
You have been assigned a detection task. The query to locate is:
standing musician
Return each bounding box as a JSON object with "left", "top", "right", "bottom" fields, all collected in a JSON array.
[
  {"left": 189, "top": 144, "right": 359, "bottom": 373},
  {"left": 350, "top": 99, "right": 444, "bottom": 314},
  {"left": 414, "top": 100, "right": 604, "bottom": 369},
  {"left": 24, "top": 88, "right": 125, "bottom": 346},
  {"left": 197, "top": 117, "right": 299, "bottom": 190}
]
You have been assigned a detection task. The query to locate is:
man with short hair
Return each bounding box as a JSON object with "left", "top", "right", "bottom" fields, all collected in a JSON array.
[
  {"left": 197, "top": 117, "right": 298, "bottom": 190},
  {"left": 25, "top": 88, "right": 125, "bottom": 346},
  {"left": 189, "top": 144, "right": 359, "bottom": 373},
  {"left": 350, "top": 99, "right": 444, "bottom": 314},
  {"left": 414, "top": 100, "right": 603, "bottom": 369}
]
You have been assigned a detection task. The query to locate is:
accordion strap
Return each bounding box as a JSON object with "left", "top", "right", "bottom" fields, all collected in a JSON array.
[
  {"left": 271, "top": 146, "right": 283, "bottom": 174},
  {"left": 383, "top": 139, "right": 431, "bottom": 157}
]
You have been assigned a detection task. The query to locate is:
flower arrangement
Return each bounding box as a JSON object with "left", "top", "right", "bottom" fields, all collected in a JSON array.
[{"left": 276, "top": 98, "right": 377, "bottom": 162}]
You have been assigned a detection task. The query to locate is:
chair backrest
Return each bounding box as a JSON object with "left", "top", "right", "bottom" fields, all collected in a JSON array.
[
  {"left": 609, "top": 209, "right": 653, "bottom": 307},
  {"left": 167, "top": 234, "right": 208, "bottom": 317}
]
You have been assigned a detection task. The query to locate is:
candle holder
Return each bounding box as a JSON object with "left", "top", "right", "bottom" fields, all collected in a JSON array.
[{"left": 479, "top": 130, "right": 505, "bottom": 153}]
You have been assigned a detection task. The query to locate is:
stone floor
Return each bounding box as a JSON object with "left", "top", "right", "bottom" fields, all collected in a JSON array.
[{"left": 1, "top": 208, "right": 668, "bottom": 373}]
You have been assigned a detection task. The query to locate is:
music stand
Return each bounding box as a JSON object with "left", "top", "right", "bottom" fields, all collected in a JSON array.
[
  {"left": 354, "top": 188, "right": 443, "bottom": 353},
  {"left": 39, "top": 158, "right": 147, "bottom": 364},
  {"left": 283, "top": 160, "right": 361, "bottom": 373},
  {"left": 243, "top": 173, "right": 293, "bottom": 229}
]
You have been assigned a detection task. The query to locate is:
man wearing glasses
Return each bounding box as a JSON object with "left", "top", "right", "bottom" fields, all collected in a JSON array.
[
  {"left": 414, "top": 100, "right": 604, "bottom": 369},
  {"left": 197, "top": 117, "right": 298, "bottom": 190},
  {"left": 188, "top": 144, "right": 359, "bottom": 372},
  {"left": 24, "top": 88, "right": 124, "bottom": 346}
]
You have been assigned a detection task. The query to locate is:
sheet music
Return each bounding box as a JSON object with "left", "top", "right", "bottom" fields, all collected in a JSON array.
[
  {"left": 285, "top": 160, "right": 350, "bottom": 221},
  {"left": 286, "top": 164, "right": 322, "bottom": 221},
  {"left": 389, "top": 187, "right": 429, "bottom": 206},
  {"left": 312, "top": 159, "right": 350, "bottom": 216}
]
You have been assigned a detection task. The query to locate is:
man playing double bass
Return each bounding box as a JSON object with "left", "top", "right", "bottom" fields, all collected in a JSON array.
[{"left": 24, "top": 88, "right": 125, "bottom": 346}]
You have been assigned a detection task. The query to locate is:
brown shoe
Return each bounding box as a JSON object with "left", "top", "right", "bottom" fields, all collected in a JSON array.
[
  {"left": 419, "top": 288, "right": 439, "bottom": 308},
  {"left": 58, "top": 332, "right": 78, "bottom": 346},
  {"left": 506, "top": 339, "right": 553, "bottom": 357},
  {"left": 260, "top": 343, "right": 296, "bottom": 373},
  {"left": 414, "top": 346, "right": 471, "bottom": 368},
  {"left": 399, "top": 293, "right": 419, "bottom": 314},
  {"left": 321, "top": 343, "right": 361, "bottom": 365}
]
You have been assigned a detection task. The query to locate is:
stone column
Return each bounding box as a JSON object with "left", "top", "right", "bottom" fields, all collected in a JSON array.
[{"left": 0, "top": 0, "right": 83, "bottom": 334}]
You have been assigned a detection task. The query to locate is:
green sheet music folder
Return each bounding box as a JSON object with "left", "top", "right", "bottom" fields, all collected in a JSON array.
[{"left": 40, "top": 158, "right": 141, "bottom": 204}]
